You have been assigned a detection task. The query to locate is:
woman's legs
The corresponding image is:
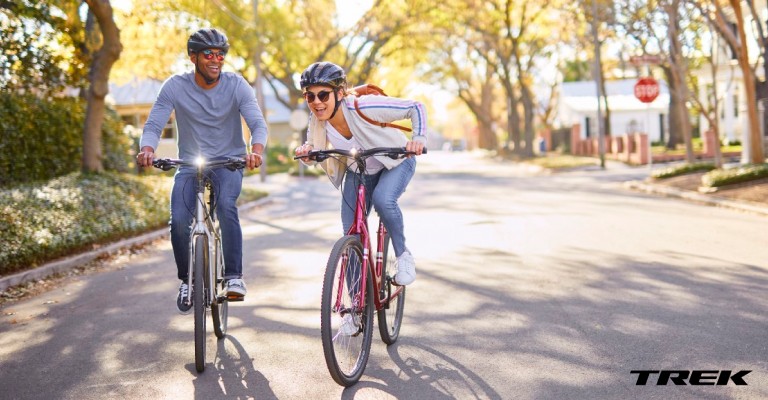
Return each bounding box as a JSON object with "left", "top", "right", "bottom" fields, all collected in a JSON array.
[{"left": 371, "top": 157, "right": 416, "bottom": 257}]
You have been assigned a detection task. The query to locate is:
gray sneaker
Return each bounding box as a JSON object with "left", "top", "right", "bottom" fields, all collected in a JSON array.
[
  {"left": 226, "top": 278, "right": 247, "bottom": 298},
  {"left": 176, "top": 282, "right": 192, "bottom": 315},
  {"left": 394, "top": 251, "right": 416, "bottom": 285}
]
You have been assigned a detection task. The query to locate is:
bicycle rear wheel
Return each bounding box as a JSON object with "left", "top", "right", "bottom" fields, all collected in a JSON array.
[
  {"left": 320, "top": 235, "right": 374, "bottom": 387},
  {"left": 211, "top": 230, "right": 228, "bottom": 339},
  {"left": 377, "top": 232, "right": 405, "bottom": 345},
  {"left": 194, "top": 235, "right": 207, "bottom": 373}
]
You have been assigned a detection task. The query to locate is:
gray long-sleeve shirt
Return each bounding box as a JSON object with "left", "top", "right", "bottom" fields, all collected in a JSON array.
[{"left": 140, "top": 71, "right": 268, "bottom": 160}]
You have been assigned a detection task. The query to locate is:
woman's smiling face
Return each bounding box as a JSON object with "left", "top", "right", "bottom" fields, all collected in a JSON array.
[{"left": 304, "top": 85, "right": 338, "bottom": 121}]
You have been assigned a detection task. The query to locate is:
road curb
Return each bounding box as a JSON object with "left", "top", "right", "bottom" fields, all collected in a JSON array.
[
  {"left": 624, "top": 180, "right": 768, "bottom": 217},
  {"left": 0, "top": 197, "right": 274, "bottom": 293}
]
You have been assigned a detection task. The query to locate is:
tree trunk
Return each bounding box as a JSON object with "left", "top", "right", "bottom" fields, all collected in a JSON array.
[
  {"left": 82, "top": 0, "right": 122, "bottom": 173},
  {"left": 662, "top": 67, "right": 681, "bottom": 149},
  {"left": 477, "top": 79, "right": 498, "bottom": 150},
  {"left": 666, "top": 0, "right": 694, "bottom": 162},
  {"left": 730, "top": 0, "right": 764, "bottom": 163},
  {"left": 520, "top": 83, "right": 535, "bottom": 157}
]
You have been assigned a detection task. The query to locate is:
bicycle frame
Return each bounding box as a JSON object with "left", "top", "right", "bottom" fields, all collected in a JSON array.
[
  {"left": 185, "top": 164, "right": 219, "bottom": 308},
  {"left": 336, "top": 166, "right": 404, "bottom": 314}
]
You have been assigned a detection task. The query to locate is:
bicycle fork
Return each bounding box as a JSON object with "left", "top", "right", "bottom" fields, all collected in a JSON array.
[{"left": 184, "top": 191, "right": 213, "bottom": 308}]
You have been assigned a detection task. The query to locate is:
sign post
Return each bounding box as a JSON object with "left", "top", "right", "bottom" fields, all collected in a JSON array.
[
  {"left": 634, "top": 77, "right": 660, "bottom": 169},
  {"left": 289, "top": 109, "right": 310, "bottom": 177}
]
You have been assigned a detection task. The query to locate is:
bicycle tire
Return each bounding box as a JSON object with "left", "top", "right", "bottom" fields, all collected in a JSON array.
[
  {"left": 211, "top": 230, "right": 228, "bottom": 339},
  {"left": 377, "top": 232, "right": 405, "bottom": 345},
  {"left": 194, "top": 235, "right": 207, "bottom": 373},
  {"left": 320, "top": 235, "right": 374, "bottom": 387}
]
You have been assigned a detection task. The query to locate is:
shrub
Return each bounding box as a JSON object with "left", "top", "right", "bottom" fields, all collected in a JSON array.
[
  {"left": 0, "top": 93, "right": 129, "bottom": 186},
  {"left": 651, "top": 162, "right": 716, "bottom": 179},
  {"left": 702, "top": 164, "right": 768, "bottom": 187},
  {"left": 0, "top": 171, "right": 268, "bottom": 278},
  {"left": 0, "top": 172, "right": 170, "bottom": 276}
]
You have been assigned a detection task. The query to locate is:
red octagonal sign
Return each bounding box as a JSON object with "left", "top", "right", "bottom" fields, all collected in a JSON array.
[{"left": 634, "top": 77, "right": 660, "bottom": 103}]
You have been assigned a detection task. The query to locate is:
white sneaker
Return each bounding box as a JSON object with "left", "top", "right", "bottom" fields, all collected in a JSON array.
[
  {"left": 394, "top": 251, "right": 416, "bottom": 285},
  {"left": 339, "top": 313, "right": 359, "bottom": 336},
  {"left": 226, "top": 278, "right": 247, "bottom": 298}
]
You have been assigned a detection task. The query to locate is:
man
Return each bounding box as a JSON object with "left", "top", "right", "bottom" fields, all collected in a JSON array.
[{"left": 137, "top": 28, "right": 268, "bottom": 314}]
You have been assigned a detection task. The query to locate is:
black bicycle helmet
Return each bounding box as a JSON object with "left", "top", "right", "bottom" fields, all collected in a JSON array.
[
  {"left": 187, "top": 28, "right": 230, "bottom": 56},
  {"left": 300, "top": 62, "right": 347, "bottom": 90},
  {"left": 300, "top": 62, "right": 347, "bottom": 119}
]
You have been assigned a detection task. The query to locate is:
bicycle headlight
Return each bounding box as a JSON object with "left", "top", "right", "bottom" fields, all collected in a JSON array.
[{"left": 195, "top": 156, "right": 205, "bottom": 167}]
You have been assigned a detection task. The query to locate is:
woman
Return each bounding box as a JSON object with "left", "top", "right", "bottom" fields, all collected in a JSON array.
[{"left": 294, "top": 61, "right": 427, "bottom": 285}]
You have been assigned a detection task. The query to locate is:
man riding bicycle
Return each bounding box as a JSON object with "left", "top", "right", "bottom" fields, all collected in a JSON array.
[{"left": 136, "top": 28, "right": 268, "bottom": 313}]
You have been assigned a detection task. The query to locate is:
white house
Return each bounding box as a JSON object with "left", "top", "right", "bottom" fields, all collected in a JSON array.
[
  {"left": 692, "top": 0, "right": 768, "bottom": 159},
  {"left": 557, "top": 79, "right": 670, "bottom": 143}
]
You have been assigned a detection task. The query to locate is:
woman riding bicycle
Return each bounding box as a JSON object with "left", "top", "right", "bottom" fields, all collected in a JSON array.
[{"left": 294, "top": 61, "right": 427, "bottom": 286}]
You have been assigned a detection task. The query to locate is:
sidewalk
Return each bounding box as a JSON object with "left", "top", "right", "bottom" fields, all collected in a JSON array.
[{"left": 624, "top": 178, "right": 768, "bottom": 217}]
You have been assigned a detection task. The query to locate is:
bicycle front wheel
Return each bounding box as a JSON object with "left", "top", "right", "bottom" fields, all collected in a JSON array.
[
  {"left": 320, "top": 235, "right": 374, "bottom": 387},
  {"left": 211, "top": 230, "right": 228, "bottom": 339},
  {"left": 377, "top": 232, "right": 405, "bottom": 345},
  {"left": 193, "top": 235, "right": 207, "bottom": 373}
]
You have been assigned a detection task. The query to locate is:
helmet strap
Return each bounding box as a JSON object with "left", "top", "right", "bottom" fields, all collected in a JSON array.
[{"left": 328, "top": 89, "right": 342, "bottom": 119}]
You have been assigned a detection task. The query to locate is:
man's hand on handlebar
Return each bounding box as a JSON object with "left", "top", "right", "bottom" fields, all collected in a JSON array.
[
  {"left": 136, "top": 146, "right": 155, "bottom": 167},
  {"left": 245, "top": 152, "right": 263, "bottom": 170}
]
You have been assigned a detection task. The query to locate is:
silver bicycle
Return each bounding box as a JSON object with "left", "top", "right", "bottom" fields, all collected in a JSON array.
[{"left": 153, "top": 156, "right": 245, "bottom": 373}]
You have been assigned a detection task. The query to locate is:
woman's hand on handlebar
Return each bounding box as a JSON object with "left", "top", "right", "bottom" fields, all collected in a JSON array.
[
  {"left": 294, "top": 144, "right": 314, "bottom": 162},
  {"left": 405, "top": 140, "right": 425, "bottom": 157}
]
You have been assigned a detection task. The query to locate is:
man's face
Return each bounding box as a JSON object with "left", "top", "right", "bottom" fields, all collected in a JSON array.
[{"left": 191, "top": 48, "right": 226, "bottom": 82}]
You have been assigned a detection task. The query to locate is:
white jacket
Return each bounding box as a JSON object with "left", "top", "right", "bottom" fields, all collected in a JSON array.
[{"left": 304, "top": 94, "right": 428, "bottom": 188}]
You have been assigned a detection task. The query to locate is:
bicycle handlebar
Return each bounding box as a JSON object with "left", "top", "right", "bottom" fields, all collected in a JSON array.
[
  {"left": 293, "top": 146, "right": 427, "bottom": 162},
  {"left": 152, "top": 157, "right": 246, "bottom": 171}
]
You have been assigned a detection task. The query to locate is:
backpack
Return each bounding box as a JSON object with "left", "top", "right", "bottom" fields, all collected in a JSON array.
[{"left": 351, "top": 84, "right": 412, "bottom": 132}]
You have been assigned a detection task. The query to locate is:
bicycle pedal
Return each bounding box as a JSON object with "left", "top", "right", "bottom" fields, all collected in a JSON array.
[{"left": 226, "top": 294, "right": 245, "bottom": 302}]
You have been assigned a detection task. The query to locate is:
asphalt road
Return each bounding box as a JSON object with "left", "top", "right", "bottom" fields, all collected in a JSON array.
[{"left": 1, "top": 151, "right": 767, "bottom": 399}]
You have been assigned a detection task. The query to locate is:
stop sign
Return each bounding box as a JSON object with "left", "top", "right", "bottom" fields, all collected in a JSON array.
[{"left": 634, "top": 77, "right": 660, "bottom": 103}]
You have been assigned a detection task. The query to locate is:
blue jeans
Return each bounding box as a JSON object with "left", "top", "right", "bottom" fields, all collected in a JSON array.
[
  {"left": 341, "top": 157, "right": 416, "bottom": 257},
  {"left": 170, "top": 166, "right": 244, "bottom": 281}
]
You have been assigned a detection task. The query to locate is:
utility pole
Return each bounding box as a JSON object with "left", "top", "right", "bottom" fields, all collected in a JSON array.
[
  {"left": 591, "top": 0, "right": 606, "bottom": 168},
  {"left": 253, "top": 0, "right": 268, "bottom": 182}
]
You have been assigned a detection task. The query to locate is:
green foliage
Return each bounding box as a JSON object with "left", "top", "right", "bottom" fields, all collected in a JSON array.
[
  {"left": 651, "top": 162, "right": 716, "bottom": 179},
  {"left": 265, "top": 144, "right": 293, "bottom": 175},
  {"left": 0, "top": 93, "right": 130, "bottom": 186},
  {"left": 0, "top": 171, "right": 269, "bottom": 277},
  {"left": 0, "top": 172, "right": 171, "bottom": 276},
  {"left": 0, "top": 2, "right": 69, "bottom": 94},
  {"left": 702, "top": 164, "right": 768, "bottom": 188}
]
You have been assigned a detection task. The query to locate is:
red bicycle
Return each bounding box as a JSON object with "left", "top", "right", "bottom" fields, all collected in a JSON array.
[{"left": 296, "top": 147, "right": 423, "bottom": 386}]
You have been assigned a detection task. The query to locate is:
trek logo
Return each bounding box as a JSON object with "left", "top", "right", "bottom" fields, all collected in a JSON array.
[{"left": 631, "top": 370, "right": 751, "bottom": 385}]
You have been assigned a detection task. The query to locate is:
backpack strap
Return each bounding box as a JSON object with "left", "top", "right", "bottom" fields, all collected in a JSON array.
[{"left": 353, "top": 98, "right": 412, "bottom": 132}]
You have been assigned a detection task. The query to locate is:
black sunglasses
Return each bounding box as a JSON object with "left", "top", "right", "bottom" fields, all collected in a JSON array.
[{"left": 304, "top": 90, "right": 333, "bottom": 103}]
